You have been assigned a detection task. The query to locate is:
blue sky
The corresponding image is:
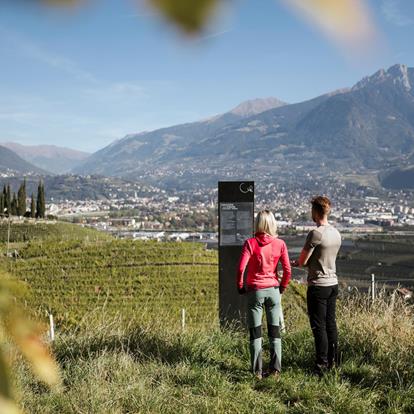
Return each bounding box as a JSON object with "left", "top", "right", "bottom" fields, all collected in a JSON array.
[{"left": 1, "top": 0, "right": 414, "bottom": 153}]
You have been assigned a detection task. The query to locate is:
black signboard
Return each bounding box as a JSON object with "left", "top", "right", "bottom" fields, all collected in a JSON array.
[{"left": 218, "top": 181, "right": 254, "bottom": 326}]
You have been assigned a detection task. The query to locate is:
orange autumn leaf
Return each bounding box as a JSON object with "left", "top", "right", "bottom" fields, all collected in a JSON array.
[{"left": 280, "top": 0, "right": 378, "bottom": 53}]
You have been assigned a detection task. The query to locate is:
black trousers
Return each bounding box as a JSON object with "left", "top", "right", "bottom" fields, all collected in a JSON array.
[{"left": 307, "top": 284, "right": 338, "bottom": 368}]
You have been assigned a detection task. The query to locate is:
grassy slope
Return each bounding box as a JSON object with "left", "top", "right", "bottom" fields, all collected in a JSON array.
[
  {"left": 0, "top": 221, "right": 111, "bottom": 243},
  {"left": 2, "top": 222, "right": 414, "bottom": 413},
  {"left": 14, "top": 293, "right": 414, "bottom": 414}
]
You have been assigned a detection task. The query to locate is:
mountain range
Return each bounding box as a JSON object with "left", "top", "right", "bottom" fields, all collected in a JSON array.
[
  {"left": 72, "top": 64, "right": 414, "bottom": 188},
  {"left": 0, "top": 145, "right": 47, "bottom": 175},
  {"left": 3, "top": 64, "right": 414, "bottom": 190},
  {"left": 72, "top": 96, "right": 287, "bottom": 178},
  {"left": 0, "top": 142, "right": 90, "bottom": 174}
]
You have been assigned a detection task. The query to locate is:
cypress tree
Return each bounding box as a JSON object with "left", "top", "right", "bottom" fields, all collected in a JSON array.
[
  {"left": 2, "top": 185, "right": 6, "bottom": 216},
  {"left": 36, "top": 181, "right": 46, "bottom": 219},
  {"left": 36, "top": 182, "right": 41, "bottom": 218},
  {"left": 0, "top": 193, "right": 4, "bottom": 216},
  {"left": 17, "top": 179, "right": 27, "bottom": 216},
  {"left": 11, "top": 192, "right": 18, "bottom": 216},
  {"left": 30, "top": 193, "right": 36, "bottom": 218},
  {"left": 41, "top": 182, "right": 46, "bottom": 218},
  {"left": 5, "top": 184, "right": 11, "bottom": 215}
]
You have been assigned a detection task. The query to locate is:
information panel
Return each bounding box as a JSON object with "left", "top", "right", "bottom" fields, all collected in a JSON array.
[
  {"left": 218, "top": 181, "right": 254, "bottom": 327},
  {"left": 219, "top": 202, "right": 254, "bottom": 246}
]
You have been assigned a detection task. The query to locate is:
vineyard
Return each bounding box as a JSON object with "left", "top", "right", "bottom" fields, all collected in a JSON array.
[
  {"left": 336, "top": 234, "right": 414, "bottom": 288},
  {"left": 284, "top": 233, "right": 414, "bottom": 289},
  {"left": 0, "top": 221, "right": 111, "bottom": 243},
  {"left": 1, "top": 223, "right": 218, "bottom": 329}
]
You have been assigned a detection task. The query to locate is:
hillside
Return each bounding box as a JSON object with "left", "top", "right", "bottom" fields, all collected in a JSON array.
[
  {"left": 381, "top": 166, "right": 414, "bottom": 189},
  {"left": 6, "top": 237, "right": 218, "bottom": 327},
  {"left": 0, "top": 221, "right": 110, "bottom": 243},
  {"left": 72, "top": 64, "right": 414, "bottom": 189},
  {"left": 1, "top": 142, "right": 90, "bottom": 174},
  {"left": 0, "top": 145, "right": 48, "bottom": 175},
  {"left": 72, "top": 97, "right": 287, "bottom": 177},
  {"left": 0, "top": 174, "right": 151, "bottom": 202},
  {"left": 1, "top": 223, "right": 414, "bottom": 412}
]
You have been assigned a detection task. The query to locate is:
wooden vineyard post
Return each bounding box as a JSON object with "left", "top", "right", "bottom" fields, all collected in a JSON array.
[
  {"left": 371, "top": 273, "right": 375, "bottom": 302},
  {"left": 49, "top": 314, "right": 55, "bottom": 341},
  {"left": 181, "top": 308, "right": 186, "bottom": 331}
]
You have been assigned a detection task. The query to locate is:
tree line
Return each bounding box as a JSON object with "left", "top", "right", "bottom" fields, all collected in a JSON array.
[{"left": 0, "top": 180, "right": 46, "bottom": 218}]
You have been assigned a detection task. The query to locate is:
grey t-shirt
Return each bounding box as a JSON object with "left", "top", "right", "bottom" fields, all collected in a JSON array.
[{"left": 304, "top": 224, "right": 341, "bottom": 286}]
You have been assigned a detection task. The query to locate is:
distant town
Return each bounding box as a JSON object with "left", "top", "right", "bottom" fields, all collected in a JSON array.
[{"left": 40, "top": 175, "right": 414, "bottom": 243}]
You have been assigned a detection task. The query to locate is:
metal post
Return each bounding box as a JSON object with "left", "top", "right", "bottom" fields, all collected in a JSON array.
[
  {"left": 181, "top": 308, "right": 185, "bottom": 331},
  {"left": 49, "top": 314, "right": 55, "bottom": 341},
  {"left": 371, "top": 274, "right": 375, "bottom": 302}
]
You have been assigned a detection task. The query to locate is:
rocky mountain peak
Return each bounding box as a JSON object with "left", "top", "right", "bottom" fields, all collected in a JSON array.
[
  {"left": 352, "top": 64, "right": 412, "bottom": 92},
  {"left": 387, "top": 63, "right": 411, "bottom": 90},
  {"left": 229, "top": 97, "right": 287, "bottom": 117}
]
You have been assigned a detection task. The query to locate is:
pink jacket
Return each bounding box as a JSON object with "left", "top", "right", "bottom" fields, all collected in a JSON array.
[{"left": 237, "top": 233, "right": 291, "bottom": 291}]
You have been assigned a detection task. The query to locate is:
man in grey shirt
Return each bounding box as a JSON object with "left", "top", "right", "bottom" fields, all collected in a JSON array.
[
  {"left": 293, "top": 196, "right": 341, "bottom": 374},
  {"left": 304, "top": 224, "right": 341, "bottom": 287}
]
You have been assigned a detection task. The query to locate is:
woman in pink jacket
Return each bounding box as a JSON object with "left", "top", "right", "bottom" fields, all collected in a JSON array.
[{"left": 237, "top": 210, "right": 291, "bottom": 379}]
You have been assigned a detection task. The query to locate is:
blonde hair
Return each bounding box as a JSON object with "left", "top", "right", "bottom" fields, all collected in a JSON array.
[{"left": 255, "top": 210, "right": 277, "bottom": 236}]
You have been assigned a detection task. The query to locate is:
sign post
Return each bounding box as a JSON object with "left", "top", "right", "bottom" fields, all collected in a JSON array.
[{"left": 218, "top": 181, "right": 254, "bottom": 327}]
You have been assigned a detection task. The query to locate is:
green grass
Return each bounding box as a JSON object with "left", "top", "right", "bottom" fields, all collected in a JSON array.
[
  {"left": 13, "top": 291, "right": 414, "bottom": 414},
  {"left": 3, "top": 222, "right": 414, "bottom": 413}
]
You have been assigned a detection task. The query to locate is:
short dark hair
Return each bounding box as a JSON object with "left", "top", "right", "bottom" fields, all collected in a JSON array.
[{"left": 311, "top": 196, "right": 331, "bottom": 217}]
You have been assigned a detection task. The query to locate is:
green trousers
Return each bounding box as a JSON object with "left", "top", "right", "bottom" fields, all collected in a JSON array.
[{"left": 247, "top": 287, "right": 282, "bottom": 375}]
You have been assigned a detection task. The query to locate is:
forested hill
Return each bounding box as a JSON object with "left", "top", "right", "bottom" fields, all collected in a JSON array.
[{"left": 0, "top": 145, "right": 48, "bottom": 175}]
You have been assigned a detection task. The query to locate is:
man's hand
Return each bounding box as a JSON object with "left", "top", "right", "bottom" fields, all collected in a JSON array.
[
  {"left": 238, "top": 287, "right": 247, "bottom": 295},
  {"left": 279, "top": 286, "right": 286, "bottom": 294}
]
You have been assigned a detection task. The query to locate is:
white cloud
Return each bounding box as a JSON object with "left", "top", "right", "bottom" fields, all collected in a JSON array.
[
  {"left": 82, "top": 82, "right": 148, "bottom": 103},
  {"left": 381, "top": 0, "right": 414, "bottom": 26},
  {"left": 0, "top": 111, "right": 37, "bottom": 123},
  {"left": 126, "top": 12, "right": 157, "bottom": 19},
  {"left": 0, "top": 25, "right": 147, "bottom": 101},
  {"left": 0, "top": 26, "right": 99, "bottom": 83},
  {"left": 193, "top": 29, "right": 232, "bottom": 43}
]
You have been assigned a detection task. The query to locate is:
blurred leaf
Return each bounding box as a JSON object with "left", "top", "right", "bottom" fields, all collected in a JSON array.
[
  {"left": 0, "top": 397, "right": 21, "bottom": 414},
  {"left": 147, "top": 0, "right": 219, "bottom": 33},
  {"left": 6, "top": 317, "right": 61, "bottom": 388},
  {"left": 280, "top": 0, "right": 377, "bottom": 53},
  {"left": 0, "top": 350, "right": 12, "bottom": 400},
  {"left": 0, "top": 274, "right": 62, "bottom": 411}
]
